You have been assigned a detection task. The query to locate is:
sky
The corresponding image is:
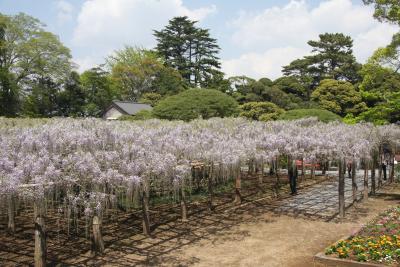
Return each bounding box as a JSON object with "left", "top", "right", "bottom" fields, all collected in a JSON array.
[{"left": 1, "top": 0, "right": 398, "bottom": 79}]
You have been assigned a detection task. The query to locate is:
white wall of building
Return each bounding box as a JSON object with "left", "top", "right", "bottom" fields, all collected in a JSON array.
[{"left": 103, "top": 107, "right": 124, "bottom": 120}]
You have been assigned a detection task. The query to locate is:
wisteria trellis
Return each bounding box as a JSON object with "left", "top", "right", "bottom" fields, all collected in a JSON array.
[{"left": 0, "top": 117, "right": 399, "bottom": 265}]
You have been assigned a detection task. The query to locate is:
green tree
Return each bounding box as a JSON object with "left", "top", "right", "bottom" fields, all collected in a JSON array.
[
  {"left": 23, "top": 77, "right": 59, "bottom": 117},
  {"left": 80, "top": 67, "right": 117, "bottom": 117},
  {"left": 363, "top": 0, "right": 400, "bottom": 25},
  {"left": 283, "top": 33, "right": 361, "bottom": 100},
  {"left": 0, "top": 68, "right": 19, "bottom": 116},
  {"left": 278, "top": 108, "right": 342, "bottom": 123},
  {"left": 154, "top": 16, "right": 221, "bottom": 87},
  {"left": 0, "top": 13, "right": 72, "bottom": 85},
  {"left": 153, "top": 88, "right": 238, "bottom": 121},
  {"left": 0, "top": 13, "right": 72, "bottom": 116},
  {"left": 240, "top": 102, "right": 284, "bottom": 121},
  {"left": 273, "top": 76, "right": 307, "bottom": 99},
  {"left": 58, "top": 72, "right": 85, "bottom": 117},
  {"left": 139, "top": 92, "right": 162, "bottom": 107},
  {"left": 108, "top": 46, "right": 185, "bottom": 101},
  {"left": 311, "top": 79, "right": 366, "bottom": 116}
]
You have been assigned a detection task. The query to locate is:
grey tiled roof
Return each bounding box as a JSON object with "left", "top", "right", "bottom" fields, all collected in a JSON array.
[{"left": 112, "top": 101, "right": 152, "bottom": 115}]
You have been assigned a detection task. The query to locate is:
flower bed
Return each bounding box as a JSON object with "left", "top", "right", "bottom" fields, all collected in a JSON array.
[{"left": 325, "top": 206, "right": 400, "bottom": 265}]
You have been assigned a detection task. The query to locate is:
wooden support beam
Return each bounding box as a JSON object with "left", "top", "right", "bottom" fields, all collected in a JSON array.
[
  {"left": 91, "top": 216, "right": 104, "bottom": 254},
  {"left": 351, "top": 160, "right": 357, "bottom": 203},
  {"left": 7, "top": 194, "right": 15, "bottom": 233},
  {"left": 180, "top": 186, "right": 188, "bottom": 222},
  {"left": 234, "top": 168, "right": 242, "bottom": 205},
  {"left": 142, "top": 191, "right": 151, "bottom": 236},
  {"left": 363, "top": 160, "right": 369, "bottom": 200},
  {"left": 34, "top": 201, "right": 46, "bottom": 267},
  {"left": 338, "top": 159, "right": 345, "bottom": 218}
]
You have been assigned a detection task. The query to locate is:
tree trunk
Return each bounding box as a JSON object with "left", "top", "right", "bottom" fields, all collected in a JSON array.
[
  {"left": 351, "top": 160, "right": 357, "bottom": 202},
  {"left": 180, "top": 186, "right": 188, "bottom": 222},
  {"left": 91, "top": 216, "right": 105, "bottom": 254},
  {"left": 363, "top": 160, "right": 369, "bottom": 200},
  {"left": 8, "top": 194, "right": 15, "bottom": 233},
  {"left": 34, "top": 202, "right": 46, "bottom": 267},
  {"left": 338, "top": 159, "right": 345, "bottom": 218},
  {"left": 142, "top": 191, "right": 151, "bottom": 236}
]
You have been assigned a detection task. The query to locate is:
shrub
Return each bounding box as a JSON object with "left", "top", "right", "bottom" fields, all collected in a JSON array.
[
  {"left": 118, "top": 110, "right": 154, "bottom": 121},
  {"left": 240, "top": 102, "right": 284, "bottom": 121},
  {"left": 278, "top": 108, "right": 342, "bottom": 123},
  {"left": 153, "top": 88, "right": 239, "bottom": 121}
]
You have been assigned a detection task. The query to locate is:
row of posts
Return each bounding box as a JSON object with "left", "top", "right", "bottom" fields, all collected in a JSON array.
[{"left": 4, "top": 154, "right": 396, "bottom": 266}]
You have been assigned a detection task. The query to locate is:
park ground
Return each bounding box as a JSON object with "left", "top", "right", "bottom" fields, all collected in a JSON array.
[
  {"left": 149, "top": 183, "right": 400, "bottom": 267},
  {"left": 1, "top": 176, "right": 399, "bottom": 266}
]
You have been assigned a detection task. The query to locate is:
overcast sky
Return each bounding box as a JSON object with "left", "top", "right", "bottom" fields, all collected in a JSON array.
[{"left": 1, "top": 0, "right": 398, "bottom": 79}]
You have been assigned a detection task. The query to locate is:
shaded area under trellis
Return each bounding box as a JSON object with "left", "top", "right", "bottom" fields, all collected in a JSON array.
[{"left": 0, "top": 172, "right": 330, "bottom": 266}]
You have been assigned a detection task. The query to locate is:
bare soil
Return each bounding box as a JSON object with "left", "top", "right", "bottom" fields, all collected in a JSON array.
[{"left": 171, "top": 197, "right": 400, "bottom": 267}]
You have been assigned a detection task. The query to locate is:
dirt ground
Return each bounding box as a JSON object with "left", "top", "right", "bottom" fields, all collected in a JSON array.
[
  {"left": 164, "top": 193, "right": 400, "bottom": 267},
  {"left": 1, "top": 178, "right": 399, "bottom": 266}
]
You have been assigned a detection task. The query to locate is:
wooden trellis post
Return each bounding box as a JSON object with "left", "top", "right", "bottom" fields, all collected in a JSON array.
[
  {"left": 207, "top": 164, "right": 214, "bottom": 212},
  {"left": 338, "top": 159, "right": 345, "bottom": 218},
  {"left": 7, "top": 194, "right": 15, "bottom": 233},
  {"left": 351, "top": 160, "right": 357, "bottom": 202},
  {"left": 142, "top": 190, "right": 151, "bottom": 236},
  {"left": 91, "top": 216, "right": 105, "bottom": 254},
  {"left": 180, "top": 185, "right": 188, "bottom": 222},
  {"left": 234, "top": 165, "right": 242, "bottom": 205},
  {"left": 389, "top": 153, "right": 395, "bottom": 183},
  {"left": 371, "top": 154, "right": 376, "bottom": 195},
  {"left": 363, "top": 160, "right": 369, "bottom": 200},
  {"left": 34, "top": 201, "right": 46, "bottom": 267}
]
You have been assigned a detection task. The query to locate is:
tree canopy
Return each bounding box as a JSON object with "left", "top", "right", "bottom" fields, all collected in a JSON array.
[
  {"left": 154, "top": 16, "right": 221, "bottom": 88},
  {"left": 153, "top": 88, "right": 238, "bottom": 121}
]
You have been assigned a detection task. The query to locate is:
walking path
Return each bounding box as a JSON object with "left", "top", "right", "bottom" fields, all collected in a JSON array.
[{"left": 272, "top": 171, "right": 381, "bottom": 220}]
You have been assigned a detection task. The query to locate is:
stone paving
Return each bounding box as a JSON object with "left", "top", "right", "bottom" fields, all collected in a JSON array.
[{"left": 272, "top": 171, "right": 382, "bottom": 220}]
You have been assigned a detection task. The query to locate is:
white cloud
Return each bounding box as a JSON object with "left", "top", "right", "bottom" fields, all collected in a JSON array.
[
  {"left": 224, "top": 0, "right": 398, "bottom": 79},
  {"left": 56, "top": 0, "right": 74, "bottom": 24},
  {"left": 222, "top": 46, "right": 308, "bottom": 79},
  {"left": 72, "top": 0, "right": 216, "bottom": 71}
]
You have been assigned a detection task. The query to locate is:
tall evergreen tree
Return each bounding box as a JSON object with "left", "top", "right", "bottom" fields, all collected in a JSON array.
[
  {"left": 154, "top": 16, "right": 221, "bottom": 88},
  {"left": 283, "top": 33, "right": 361, "bottom": 100}
]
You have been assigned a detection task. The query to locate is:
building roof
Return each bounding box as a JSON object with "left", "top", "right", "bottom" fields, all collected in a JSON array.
[{"left": 109, "top": 101, "right": 152, "bottom": 115}]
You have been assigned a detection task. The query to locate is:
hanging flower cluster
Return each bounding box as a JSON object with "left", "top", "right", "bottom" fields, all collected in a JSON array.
[{"left": 0, "top": 117, "right": 398, "bottom": 215}]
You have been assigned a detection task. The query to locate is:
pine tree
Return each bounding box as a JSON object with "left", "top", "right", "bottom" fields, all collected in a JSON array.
[{"left": 154, "top": 16, "right": 221, "bottom": 88}]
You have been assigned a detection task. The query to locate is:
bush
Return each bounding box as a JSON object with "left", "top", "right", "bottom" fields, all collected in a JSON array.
[
  {"left": 118, "top": 110, "right": 154, "bottom": 121},
  {"left": 240, "top": 102, "right": 284, "bottom": 121},
  {"left": 153, "top": 88, "right": 238, "bottom": 121},
  {"left": 278, "top": 108, "right": 342, "bottom": 123}
]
